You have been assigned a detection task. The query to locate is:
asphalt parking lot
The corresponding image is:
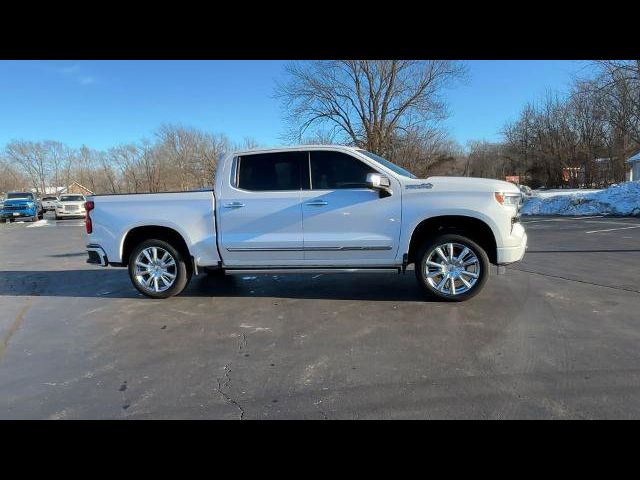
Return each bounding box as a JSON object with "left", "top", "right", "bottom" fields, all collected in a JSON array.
[{"left": 1, "top": 214, "right": 640, "bottom": 419}]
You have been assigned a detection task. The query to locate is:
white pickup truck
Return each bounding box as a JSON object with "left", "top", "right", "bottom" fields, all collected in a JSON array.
[{"left": 85, "top": 145, "right": 527, "bottom": 301}]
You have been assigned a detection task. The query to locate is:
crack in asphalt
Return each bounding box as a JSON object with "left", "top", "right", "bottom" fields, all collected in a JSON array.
[
  {"left": 238, "top": 333, "right": 247, "bottom": 353},
  {"left": 0, "top": 300, "right": 33, "bottom": 363},
  {"left": 215, "top": 363, "right": 245, "bottom": 420}
]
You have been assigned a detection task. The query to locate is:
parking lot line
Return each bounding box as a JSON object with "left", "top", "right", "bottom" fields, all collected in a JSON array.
[
  {"left": 585, "top": 225, "right": 640, "bottom": 234},
  {"left": 522, "top": 216, "right": 604, "bottom": 224}
]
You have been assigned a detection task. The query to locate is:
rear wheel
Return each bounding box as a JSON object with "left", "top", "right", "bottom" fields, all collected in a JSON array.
[
  {"left": 128, "top": 239, "right": 190, "bottom": 299},
  {"left": 415, "top": 233, "right": 489, "bottom": 302}
]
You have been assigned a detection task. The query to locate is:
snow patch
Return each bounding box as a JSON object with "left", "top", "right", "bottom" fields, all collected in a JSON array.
[
  {"left": 522, "top": 181, "right": 640, "bottom": 216},
  {"left": 26, "top": 219, "right": 53, "bottom": 228}
]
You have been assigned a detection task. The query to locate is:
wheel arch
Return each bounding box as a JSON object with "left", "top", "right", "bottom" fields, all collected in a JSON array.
[
  {"left": 121, "top": 225, "right": 192, "bottom": 267},
  {"left": 407, "top": 215, "right": 498, "bottom": 265}
]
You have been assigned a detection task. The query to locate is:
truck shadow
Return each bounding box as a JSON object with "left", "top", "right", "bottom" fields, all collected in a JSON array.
[{"left": 0, "top": 269, "right": 433, "bottom": 302}]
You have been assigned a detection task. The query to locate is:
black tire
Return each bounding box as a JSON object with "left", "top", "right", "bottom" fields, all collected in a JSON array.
[
  {"left": 415, "top": 233, "right": 489, "bottom": 302},
  {"left": 128, "top": 239, "right": 191, "bottom": 299},
  {"left": 54, "top": 214, "right": 60, "bottom": 220}
]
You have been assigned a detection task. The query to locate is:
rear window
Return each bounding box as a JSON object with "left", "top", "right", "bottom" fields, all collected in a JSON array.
[{"left": 237, "top": 152, "right": 307, "bottom": 191}]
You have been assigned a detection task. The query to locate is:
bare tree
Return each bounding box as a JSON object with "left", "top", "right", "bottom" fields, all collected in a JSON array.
[
  {"left": 275, "top": 60, "right": 467, "bottom": 157},
  {"left": 0, "top": 158, "right": 28, "bottom": 193}
]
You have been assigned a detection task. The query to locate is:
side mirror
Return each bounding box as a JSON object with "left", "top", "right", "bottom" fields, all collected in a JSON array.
[
  {"left": 366, "top": 173, "right": 391, "bottom": 189},
  {"left": 366, "top": 173, "right": 392, "bottom": 197}
]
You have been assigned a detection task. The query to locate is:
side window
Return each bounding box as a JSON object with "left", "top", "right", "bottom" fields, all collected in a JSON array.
[
  {"left": 310, "top": 151, "right": 377, "bottom": 190},
  {"left": 237, "top": 152, "right": 307, "bottom": 191}
]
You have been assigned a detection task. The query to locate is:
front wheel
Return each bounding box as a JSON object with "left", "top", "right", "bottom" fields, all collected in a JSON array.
[
  {"left": 415, "top": 234, "right": 489, "bottom": 302},
  {"left": 128, "top": 239, "right": 191, "bottom": 299}
]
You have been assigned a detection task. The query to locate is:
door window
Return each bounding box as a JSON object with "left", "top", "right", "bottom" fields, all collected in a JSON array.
[
  {"left": 310, "top": 151, "right": 377, "bottom": 190},
  {"left": 237, "top": 152, "right": 308, "bottom": 191}
]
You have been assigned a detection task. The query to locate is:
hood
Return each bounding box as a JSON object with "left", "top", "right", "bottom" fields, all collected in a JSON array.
[{"left": 404, "top": 176, "right": 521, "bottom": 194}]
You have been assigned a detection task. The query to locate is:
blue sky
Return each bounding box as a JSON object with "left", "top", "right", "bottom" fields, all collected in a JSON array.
[{"left": 0, "top": 60, "right": 589, "bottom": 151}]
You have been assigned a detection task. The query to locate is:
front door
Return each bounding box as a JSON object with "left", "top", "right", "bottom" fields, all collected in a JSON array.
[{"left": 300, "top": 150, "right": 402, "bottom": 266}]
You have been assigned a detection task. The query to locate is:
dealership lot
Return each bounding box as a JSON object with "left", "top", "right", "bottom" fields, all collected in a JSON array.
[{"left": 1, "top": 215, "right": 640, "bottom": 419}]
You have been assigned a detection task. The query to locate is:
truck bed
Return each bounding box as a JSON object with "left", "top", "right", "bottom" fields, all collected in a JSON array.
[{"left": 87, "top": 190, "right": 220, "bottom": 267}]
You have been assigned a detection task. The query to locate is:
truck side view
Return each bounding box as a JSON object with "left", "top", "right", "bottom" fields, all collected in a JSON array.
[{"left": 85, "top": 145, "right": 527, "bottom": 301}]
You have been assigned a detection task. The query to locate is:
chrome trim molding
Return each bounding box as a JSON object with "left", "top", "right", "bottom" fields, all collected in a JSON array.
[{"left": 226, "top": 245, "right": 393, "bottom": 252}]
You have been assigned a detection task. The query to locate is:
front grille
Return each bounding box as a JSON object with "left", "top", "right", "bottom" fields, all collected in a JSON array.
[{"left": 2, "top": 205, "right": 27, "bottom": 211}]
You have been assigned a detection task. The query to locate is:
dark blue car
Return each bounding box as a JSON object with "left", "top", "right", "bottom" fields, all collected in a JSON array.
[{"left": 1, "top": 192, "right": 44, "bottom": 223}]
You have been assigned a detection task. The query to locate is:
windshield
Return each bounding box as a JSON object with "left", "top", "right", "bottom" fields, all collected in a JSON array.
[
  {"left": 42, "top": 196, "right": 58, "bottom": 201},
  {"left": 357, "top": 150, "right": 417, "bottom": 179},
  {"left": 59, "top": 195, "right": 85, "bottom": 202},
  {"left": 7, "top": 192, "right": 33, "bottom": 200}
]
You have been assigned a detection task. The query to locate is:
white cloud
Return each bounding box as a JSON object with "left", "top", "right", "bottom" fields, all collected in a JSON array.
[{"left": 58, "top": 63, "right": 96, "bottom": 86}]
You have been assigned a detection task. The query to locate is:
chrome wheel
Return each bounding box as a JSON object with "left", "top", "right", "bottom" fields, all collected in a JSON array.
[
  {"left": 424, "top": 242, "right": 480, "bottom": 296},
  {"left": 134, "top": 246, "right": 177, "bottom": 293}
]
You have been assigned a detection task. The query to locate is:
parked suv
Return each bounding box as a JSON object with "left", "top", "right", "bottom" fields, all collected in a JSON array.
[
  {"left": 1, "top": 192, "right": 43, "bottom": 222},
  {"left": 55, "top": 194, "right": 87, "bottom": 220}
]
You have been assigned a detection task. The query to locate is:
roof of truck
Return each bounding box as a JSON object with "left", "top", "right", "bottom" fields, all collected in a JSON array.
[{"left": 232, "top": 144, "right": 361, "bottom": 156}]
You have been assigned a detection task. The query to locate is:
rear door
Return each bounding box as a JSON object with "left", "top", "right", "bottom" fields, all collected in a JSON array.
[
  {"left": 300, "top": 150, "right": 402, "bottom": 266},
  {"left": 216, "top": 151, "right": 307, "bottom": 266}
]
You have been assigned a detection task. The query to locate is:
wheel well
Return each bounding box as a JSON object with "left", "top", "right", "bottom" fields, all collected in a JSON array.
[
  {"left": 122, "top": 226, "right": 191, "bottom": 267},
  {"left": 407, "top": 215, "right": 497, "bottom": 265}
]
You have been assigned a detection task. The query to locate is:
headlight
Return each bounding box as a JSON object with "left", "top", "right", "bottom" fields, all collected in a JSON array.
[{"left": 494, "top": 192, "right": 522, "bottom": 207}]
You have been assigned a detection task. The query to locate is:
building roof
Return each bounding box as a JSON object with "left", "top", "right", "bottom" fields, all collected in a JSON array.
[
  {"left": 627, "top": 151, "right": 640, "bottom": 163},
  {"left": 65, "top": 181, "right": 94, "bottom": 194}
]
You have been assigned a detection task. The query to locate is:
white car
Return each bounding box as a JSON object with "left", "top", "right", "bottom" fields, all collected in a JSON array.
[
  {"left": 55, "top": 194, "right": 87, "bottom": 219},
  {"left": 41, "top": 196, "right": 59, "bottom": 211},
  {"left": 85, "top": 145, "right": 527, "bottom": 301}
]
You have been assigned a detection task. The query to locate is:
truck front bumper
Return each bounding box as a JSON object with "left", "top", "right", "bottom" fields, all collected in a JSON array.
[
  {"left": 86, "top": 244, "right": 109, "bottom": 266},
  {"left": 1, "top": 209, "right": 37, "bottom": 220},
  {"left": 496, "top": 222, "right": 527, "bottom": 264}
]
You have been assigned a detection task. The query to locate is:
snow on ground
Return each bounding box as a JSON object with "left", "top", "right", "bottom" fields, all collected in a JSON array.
[
  {"left": 534, "top": 188, "right": 603, "bottom": 199},
  {"left": 522, "top": 181, "right": 640, "bottom": 216}
]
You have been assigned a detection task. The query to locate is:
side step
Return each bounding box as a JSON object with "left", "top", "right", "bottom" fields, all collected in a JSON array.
[{"left": 224, "top": 267, "right": 401, "bottom": 275}]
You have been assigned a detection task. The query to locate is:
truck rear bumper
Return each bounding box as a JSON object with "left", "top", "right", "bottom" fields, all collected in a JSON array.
[{"left": 86, "top": 244, "right": 109, "bottom": 266}]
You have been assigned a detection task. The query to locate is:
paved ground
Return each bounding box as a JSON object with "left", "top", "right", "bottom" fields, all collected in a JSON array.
[{"left": 1, "top": 213, "right": 640, "bottom": 419}]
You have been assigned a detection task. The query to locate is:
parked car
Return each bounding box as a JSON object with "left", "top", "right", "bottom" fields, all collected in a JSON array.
[
  {"left": 85, "top": 145, "right": 527, "bottom": 301},
  {"left": 0, "top": 191, "right": 43, "bottom": 222},
  {"left": 41, "top": 196, "right": 59, "bottom": 211},
  {"left": 55, "top": 194, "right": 87, "bottom": 220}
]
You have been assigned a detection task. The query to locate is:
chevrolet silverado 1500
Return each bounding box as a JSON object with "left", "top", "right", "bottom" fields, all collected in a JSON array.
[{"left": 85, "top": 145, "right": 527, "bottom": 301}]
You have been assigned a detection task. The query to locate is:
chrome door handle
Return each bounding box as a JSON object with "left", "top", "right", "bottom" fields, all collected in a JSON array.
[
  {"left": 305, "top": 200, "right": 328, "bottom": 206},
  {"left": 224, "top": 202, "right": 245, "bottom": 208}
]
